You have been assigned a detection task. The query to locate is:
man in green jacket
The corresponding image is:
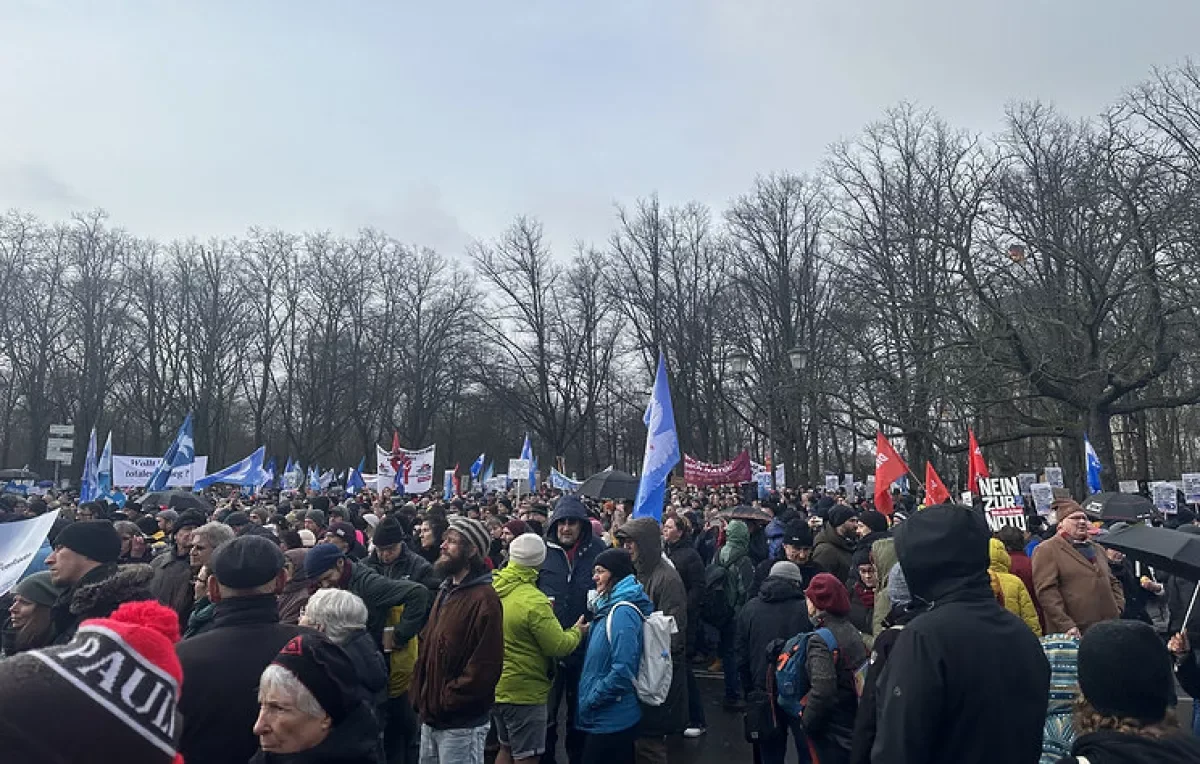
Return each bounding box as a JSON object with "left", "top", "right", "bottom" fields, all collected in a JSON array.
[{"left": 492, "top": 533, "right": 586, "bottom": 764}]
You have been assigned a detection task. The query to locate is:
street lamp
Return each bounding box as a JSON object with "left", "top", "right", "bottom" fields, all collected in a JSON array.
[
  {"left": 727, "top": 351, "right": 751, "bottom": 376},
  {"left": 787, "top": 346, "right": 808, "bottom": 372}
]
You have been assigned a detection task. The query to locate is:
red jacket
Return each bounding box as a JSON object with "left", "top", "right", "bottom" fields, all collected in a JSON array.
[{"left": 1006, "top": 549, "right": 1044, "bottom": 631}]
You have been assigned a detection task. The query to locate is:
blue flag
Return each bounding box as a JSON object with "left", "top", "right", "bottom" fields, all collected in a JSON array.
[
  {"left": 347, "top": 465, "right": 366, "bottom": 495},
  {"left": 443, "top": 469, "right": 455, "bottom": 501},
  {"left": 520, "top": 435, "right": 536, "bottom": 488},
  {"left": 194, "top": 447, "right": 267, "bottom": 490},
  {"left": 97, "top": 431, "right": 113, "bottom": 497},
  {"left": 1085, "top": 436, "right": 1103, "bottom": 494},
  {"left": 264, "top": 457, "right": 277, "bottom": 488},
  {"left": 470, "top": 453, "right": 485, "bottom": 479},
  {"left": 550, "top": 468, "right": 581, "bottom": 492},
  {"left": 146, "top": 413, "right": 195, "bottom": 491},
  {"left": 482, "top": 461, "right": 494, "bottom": 484},
  {"left": 80, "top": 427, "right": 100, "bottom": 502},
  {"left": 309, "top": 467, "right": 320, "bottom": 492},
  {"left": 633, "top": 352, "right": 680, "bottom": 521}
]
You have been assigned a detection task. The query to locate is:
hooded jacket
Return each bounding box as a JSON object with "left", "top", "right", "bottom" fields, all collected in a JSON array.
[
  {"left": 812, "top": 524, "right": 854, "bottom": 583},
  {"left": 493, "top": 563, "right": 583, "bottom": 705},
  {"left": 577, "top": 573, "right": 653, "bottom": 735},
  {"left": 716, "top": 520, "right": 756, "bottom": 612},
  {"left": 988, "top": 539, "right": 1042, "bottom": 635},
  {"left": 1060, "top": 729, "right": 1200, "bottom": 764},
  {"left": 734, "top": 575, "right": 812, "bottom": 692},
  {"left": 50, "top": 563, "right": 154, "bottom": 645},
  {"left": 873, "top": 505, "right": 1049, "bottom": 764},
  {"left": 538, "top": 497, "right": 607, "bottom": 659}
]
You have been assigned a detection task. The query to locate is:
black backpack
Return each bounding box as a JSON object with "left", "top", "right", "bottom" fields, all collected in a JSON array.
[{"left": 702, "top": 561, "right": 735, "bottom": 627}]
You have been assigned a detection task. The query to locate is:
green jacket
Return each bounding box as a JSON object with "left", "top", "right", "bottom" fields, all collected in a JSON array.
[{"left": 493, "top": 563, "right": 583, "bottom": 705}]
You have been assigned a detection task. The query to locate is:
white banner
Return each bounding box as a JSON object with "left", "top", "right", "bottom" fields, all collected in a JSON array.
[
  {"left": 0, "top": 511, "right": 60, "bottom": 597},
  {"left": 112, "top": 455, "right": 208, "bottom": 488},
  {"left": 774, "top": 464, "right": 786, "bottom": 489},
  {"left": 375, "top": 444, "right": 436, "bottom": 494}
]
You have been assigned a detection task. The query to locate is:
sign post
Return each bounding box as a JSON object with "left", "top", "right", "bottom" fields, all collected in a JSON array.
[
  {"left": 46, "top": 423, "right": 75, "bottom": 487},
  {"left": 509, "top": 459, "right": 530, "bottom": 503}
]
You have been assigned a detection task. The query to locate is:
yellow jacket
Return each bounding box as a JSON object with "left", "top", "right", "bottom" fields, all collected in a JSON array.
[{"left": 989, "top": 539, "right": 1042, "bottom": 636}]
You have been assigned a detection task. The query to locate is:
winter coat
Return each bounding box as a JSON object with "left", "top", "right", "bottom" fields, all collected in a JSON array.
[
  {"left": 277, "top": 576, "right": 311, "bottom": 626},
  {"left": 750, "top": 553, "right": 823, "bottom": 600},
  {"left": 849, "top": 604, "right": 923, "bottom": 764},
  {"left": 733, "top": 576, "right": 812, "bottom": 692},
  {"left": 765, "top": 517, "right": 786, "bottom": 560},
  {"left": 411, "top": 571, "right": 504, "bottom": 730},
  {"left": 1177, "top": 648, "right": 1200, "bottom": 700},
  {"left": 249, "top": 701, "right": 382, "bottom": 764},
  {"left": 538, "top": 500, "right": 607, "bottom": 666},
  {"left": 1107, "top": 558, "right": 1156, "bottom": 625},
  {"left": 869, "top": 537, "right": 897, "bottom": 637},
  {"left": 812, "top": 525, "right": 854, "bottom": 584},
  {"left": 1057, "top": 729, "right": 1200, "bottom": 764},
  {"left": 748, "top": 523, "right": 769, "bottom": 565},
  {"left": 1006, "top": 547, "right": 1046, "bottom": 631},
  {"left": 664, "top": 535, "right": 705, "bottom": 617},
  {"left": 846, "top": 580, "right": 875, "bottom": 637},
  {"left": 149, "top": 547, "right": 194, "bottom": 631},
  {"left": 716, "top": 520, "right": 756, "bottom": 613},
  {"left": 989, "top": 539, "right": 1042, "bottom": 636},
  {"left": 1164, "top": 573, "right": 1200, "bottom": 635},
  {"left": 1032, "top": 534, "right": 1124, "bottom": 634},
  {"left": 873, "top": 506, "right": 1050, "bottom": 764},
  {"left": 802, "top": 613, "right": 866, "bottom": 748},
  {"left": 345, "top": 561, "right": 429, "bottom": 649},
  {"left": 340, "top": 629, "right": 389, "bottom": 707},
  {"left": 176, "top": 594, "right": 307, "bottom": 764},
  {"left": 576, "top": 573, "right": 652, "bottom": 735},
  {"left": 493, "top": 563, "right": 583, "bottom": 705},
  {"left": 365, "top": 545, "right": 439, "bottom": 591},
  {"left": 619, "top": 517, "right": 689, "bottom": 737},
  {"left": 49, "top": 563, "right": 154, "bottom": 645}
]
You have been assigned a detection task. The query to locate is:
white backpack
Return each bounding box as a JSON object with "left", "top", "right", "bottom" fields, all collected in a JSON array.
[{"left": 605, "top": 601, "right": 676, "bottom": 706}]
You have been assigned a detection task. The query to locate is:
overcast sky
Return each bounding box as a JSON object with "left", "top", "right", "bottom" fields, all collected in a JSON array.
[{"left": 1, "top": 1, "right": 1198, "bottom": 257}]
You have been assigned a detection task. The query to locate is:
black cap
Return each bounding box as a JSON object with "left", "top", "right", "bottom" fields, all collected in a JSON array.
[
  {"left": 594, "top": 548, "right": 635, "bottom": 582},
  {"left": 210, "top": 535, "right": 286, "bottom": 589},
  {"left": 782, "top": 520, "right": 813, "bottom": 548},
  {"left": 54, "top": 520, "right": 121, "bottom": 564},
  {"left": 372, "top": 516, "right": 406, "bottom": 547},
  {"left": 173, "top": 509, "right": 206, "bottom": 535},
  {"left": 225, "top": 511, "right": 250, "bottom": 528}
]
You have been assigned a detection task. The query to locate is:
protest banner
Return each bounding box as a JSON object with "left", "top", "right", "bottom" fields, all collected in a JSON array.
[
  {"left": 683, "top": 451, "right": 752, "bottom": 487},
  {"left": 980, "top": 476, "right": 1026, "bottom": 531},
  {"left": 1030, "top": 483, "right": 1054, "bottom": 515},
  {"left": 1044, "top": 467, "right": 1064, "bottom": 488},
  {"left": 1017, "top": 473, "right": 1037, "bottom": 496},
  {"left": 0, "top": 511, "right": 59, "bottom": 597},
  {"left": 1119, "top": 480, "right": 1141, "bottom": 495},
  {"left": 1152, "top": 482, "right": 1178, "bottom": 514},
  {"left": 375, "top": 444, "right": 437, "bottom": 494},
  {"left": 1182, "top": 473, "right": 1200, "bottom": 504},
  {"left": 112, "top": 455, "right": 207, "bottom": 488}
]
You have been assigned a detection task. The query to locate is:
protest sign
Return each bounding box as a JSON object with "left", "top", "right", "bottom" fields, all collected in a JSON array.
[
  {"left": 684, "top": 451, "right": 752, "bottom": 487},
  {"left": 112, "top": 455, "right": 207, "bottom": 488},
  {"left": 1044, "top": 467, "right": 1064, "bottom": 488},
  {"left": 1118, "top": 480, "right": 1141, "bottom": 495},
  {"left": 1152, "top": 482, "right": 1178, "bottom": 514},
  {"left": 756, "top": 470, "right": 773, "bottom": 499},
  {"left": 1030, "top": 483, "right": 1054, "bottom": 515},
  {"left": 960, "top": 491, "right": 973, "bottom": 506},
  {"left": 1182, "top": 473, "right": 1200, "bottom": 504},
  {"left": 980, "top": 476, "right": 1026, "bottom": 531},
  {"left": 1017, "top": 473, "right": 1037, "bottom": 496},
  {"left": 375, "top": 444, "right": 437, "bottom": 494},
  {"left": 824, "top": 474, "right": 839, "bottom": 492},
  {"left": 774, "top": 464, "right": 786, "bottom": 489},
  {"left": 0, "top": 511, "right": 59, "bottom": 597}
]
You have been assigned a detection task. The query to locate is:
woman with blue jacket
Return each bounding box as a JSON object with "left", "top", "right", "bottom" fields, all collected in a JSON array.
[{"left": 577, "top": 548, "right": 652, "bottom": 764}]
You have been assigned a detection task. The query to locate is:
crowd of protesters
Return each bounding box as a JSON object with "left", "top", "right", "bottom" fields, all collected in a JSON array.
[{"left": 0, "top": 478, "right": 1199, "bottom": 763}]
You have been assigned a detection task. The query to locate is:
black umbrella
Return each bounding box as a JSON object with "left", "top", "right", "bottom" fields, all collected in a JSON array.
[
  {"left": 1099, "top": 523, "right": 1200, "bottom": 631},
  {"left": 577, "top": 469, "right": 639, "bottom": 501},
  {"left": 142, "top": 490, "right": 213, "bottom": 512},
  {"left": 1082, "top": 492, "right": 1156, "bottom": 521},
  {"left": 0, "top": 468, "right": 39, "bottom": 481},
  {"left": 719, "top": 505, "right": 772, "bottom": 524}
]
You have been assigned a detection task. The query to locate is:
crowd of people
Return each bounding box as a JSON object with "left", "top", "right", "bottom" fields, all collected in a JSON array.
[{"left": 0, "top": 480, "right": 1199, "bottom": 763}]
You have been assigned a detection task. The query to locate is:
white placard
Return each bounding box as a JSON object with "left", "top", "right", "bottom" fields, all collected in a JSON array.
[
  {"left": 1017, "top": 473, "right": 1037, "bottom": 495},
  {"left": 1030, "top": 483, "right": 1054, "bottom": 515},
  {"left": 981, "top": 476, "right": 1026, "bottom": 531},
  {"left": 112, "top": 455, "right": 208, "bottom": 488},
  {"left": 509, "top": 459, "right": 531, "bottom": 478},
  {"left": 48, "top": 424, "right": 74, "bottom": 436},
  {"left": 824, "top": 474, "right": 839, "bottom": 492},
  {"left": 774, "top": 464, "right": 786, "bottom": 489},
  {"left": 1118, "top": 480, "right": 1140, "bottom": 494},
  {"left": 1044, "top": 467, "right": 1064, "bottom": 488},
  {"left": 1152, "top": 482, "right": 1178, "bottom": 514},
  {"left": 1182, "top": 473, "right": 1200, "bottom": 504},
  {"left": 0, "top": 511, "right": 60, "bottom": 597},
  {"left": 375, "top": 444, "right": 437, "bottom": 494}
]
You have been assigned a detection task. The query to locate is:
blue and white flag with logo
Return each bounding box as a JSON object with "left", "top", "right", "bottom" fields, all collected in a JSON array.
[
  {"left": 470, "top": 453, "right": 486, "bottom": 479},
  {"left": 97, "top": 431, "right": 113, "bottom": 497},
  {"left": 194, "top": 447, "right": 267, "bottom": 490},
  {"left": 145, "top": 413, "right": 195, "bottom": 491},
  {"left": 633, "top": 352, "right": 680, "bottom": 521},
  {"left": 80, "top": 428, "right": 100, "bottom": 502},
  {"left": 1085, "top": 436, "right": 1103, "bottom": 494}
]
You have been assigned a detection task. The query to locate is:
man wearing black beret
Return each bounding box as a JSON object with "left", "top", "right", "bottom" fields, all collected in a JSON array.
[{"left": 176, "top": 535, "right": 305, "bottom": 764}]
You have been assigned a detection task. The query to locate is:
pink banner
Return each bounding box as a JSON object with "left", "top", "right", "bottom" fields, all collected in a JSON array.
[{"left": 684, "top": 450, "right": 753, "bottom": 487}]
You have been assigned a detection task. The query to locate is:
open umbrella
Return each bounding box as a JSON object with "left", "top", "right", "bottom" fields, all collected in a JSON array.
[
  {"left": 577, "top": 469, "right": 639, "bottom": 501},
  {"left": 719, "top": 505, "right": 773, "bottom": 524},
  {"left": 1098, "top": 523, "right": 1200, "bottom": 628},
  {"left": 142, "top": 490, "right": 213, "bottom": 513},
  {"left": 1082, "top": 492, "right": 1156, "bottom": 521},
  {"left": 0, "top": 468, "right": 39, "bottom": 481}
]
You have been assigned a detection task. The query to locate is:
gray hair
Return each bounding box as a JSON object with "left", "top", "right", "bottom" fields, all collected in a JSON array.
[
  {"left": 193, "top": 521, "right": 236, "bottom": 550},
  {"left": 303, "top": 588, "right": 368, "bottom": 645},
  {"left": 112, "top": 521, "right": 140, "bottom": 537},
  {"left": 258, "top": 664, "right": 326, "bottom": 718}
]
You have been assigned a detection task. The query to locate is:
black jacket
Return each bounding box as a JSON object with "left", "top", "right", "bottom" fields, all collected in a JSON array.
[
  {"left": 734, "top": 576, "right": 812, "bottom": 692},
  {"left": 849, "top": 603, "right": 924, "bottom": 764},
  {"left": 176, "top": 595, "right": 307, "bottom": 764},
  {"left": 50, "top": 563, "right": 155, "bottom": 645},
  {"left": 749, "top": 554, "right": 823, "bottom": 600},
  {"left": 249, "top": 701, "right": 381, "bottom": 763},
  {"left": 665, "top": 536, "right": 705, "bottom": 616},
  {"left": 1109, "top": 559, "right": 1153, "bottom": 624},
  {"left": 1059, "top": 729, "right": 1200, "bottom": 764},
  {"left": 341, "top": 629, "right": 389, "bottom": 707},
  {"left": 365, "top": 546, "right": 439, "bottom": 591},
  {"left": 873, "top": 505, "right": 1049, "bottom": 764}
]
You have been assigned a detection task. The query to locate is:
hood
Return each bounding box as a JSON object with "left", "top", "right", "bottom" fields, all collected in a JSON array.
[
  {"left": 441, "top": 570, "right": 494, "bottom": 593},
  {"left": 1072, "top": 729, "right": 1200, "bottom": 764},
  {"left": 894, "top": 504, "right": 991, "bottom": 604},
  {"left": 595, "top": 573, "right": 653, "bottom": 617},
  {"left": 70, "top": 564, "right": 155, "bottom": 616},
  {"left": 719, "top": 520, "right": 750, "bottom": 565},
  {"left": 618, "top": 518, "right": 663, "bottom": 572},
  {"left": 493, "top": 562, "right": 539, "bottom": 598},
  {"left": 547, "top": 495, "right": 593, "bottom": 546},
  {"left": 758, "top": 576, "right": 806, "bottom": 603},
  {"left": 988, "top": 538, "right": 1012, "bottom": 573}
]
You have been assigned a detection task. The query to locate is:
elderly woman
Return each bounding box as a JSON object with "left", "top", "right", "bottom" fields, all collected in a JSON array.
[
  {"left": 300, "top": 589, "right": 388, "bottom": 707},
  {"left": 252, "top": 633, "right": 380, "bottom": 763},
  {"left": 3, "top": 572, "right": 62, "bottom": 655}
]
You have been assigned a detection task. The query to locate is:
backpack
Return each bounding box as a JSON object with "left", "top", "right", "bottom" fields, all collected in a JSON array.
[
  {"left": 772, "top": 627, "right": 869, "bottom": 718},
  {"left": 605, "top": 601, "right": 676, "bottom": 706},
  {"left": 702, "top": 561, "right": 736, "bottom": 627}
]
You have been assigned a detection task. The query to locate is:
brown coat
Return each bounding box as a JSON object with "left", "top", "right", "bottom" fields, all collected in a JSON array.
[
  {"left": 411, "top": 570, "right": 504, "bottom": 729},
  {"left": 1031, "top": 534, "right": 1124, "bottom": 634}
]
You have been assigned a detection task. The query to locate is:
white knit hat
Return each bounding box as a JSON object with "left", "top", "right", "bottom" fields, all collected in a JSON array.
[{"left": 509, "top": 533, "right": 547, "bottom": 568}]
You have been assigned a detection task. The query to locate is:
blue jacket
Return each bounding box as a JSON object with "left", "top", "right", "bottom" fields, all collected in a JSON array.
[
  {"left": 538, "top": 497, "right": 607, "bottom": 637},
  {"left": 577, "top": 573, "right": 652, "bottom": 734}
]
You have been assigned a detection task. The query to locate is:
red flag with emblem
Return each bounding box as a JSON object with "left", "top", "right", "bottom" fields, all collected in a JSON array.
[
  {"left": 925, "top": 462, "right": 952, "bottom": 505},
  {"left": 968, "top": 428, "right": 989, "bottom": 494},
  {"left": 874, "top": 432, "right": 909, "bottom": 515}
]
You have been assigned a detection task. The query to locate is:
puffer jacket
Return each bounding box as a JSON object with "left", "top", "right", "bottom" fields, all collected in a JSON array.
[
  {"left": 493, "top": 563, "right": 583, "bottom": 705},
  {"left": 365, "top": 545, "right": 439, "bottom": 591},
  {"left": 577, "top": 574, "right": 652, "bottom": 735},
  {"left": 989, "top": 539, "right": 1042, "bottom": 635}
]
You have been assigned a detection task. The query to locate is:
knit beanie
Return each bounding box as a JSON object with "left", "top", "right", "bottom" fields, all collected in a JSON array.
[
  {"left": 173, "top": 509, "right": 206, "bottom": 535},
  {"left": 856, "top": 510, "right": 888, "bottom": 534},
  {"left": 806, "top": 572, "right": 850, "bottom": 616},
  {"left": 769, "top": 561, "right": 805, "bottom": 584},
  {"left": 372, "top": 515, "right": 406, "bottom": 547},
  {"left": 14, "top": 571, "right": 63, "bottom": 607},
  {"left": 594, "top": 548, "right": 635, "bottom": 582},
  {"left": 54, "top": 520, "right": 121, "bottom": 564},
  {"left": 448, "top": 516, "right": 490, "bottom": 558},
  {"left": 305, "top": 509, "right": 327, "bottom": 527},
  {"left": 305, "top": 542, "right": 345, "bottom": 579},
  {"left": 0, "top": 600, "right": 184, "bottom": 763},
  {"left": 1078, "top": 620, "right": 1173, "bottom": 724},
  {"left": 509, "top": 533, "right": 547, "bottom": 568},
  {"left": 271, "top": 634, "right": 357, "bottom": 725},
  {"left": 886, "top": 562, "right": 911, "bottom": 608},
  {"left": 828, "top": 506, "right": 855, "bottom": 529},
  {"left": 298, "top": 529, "right": 317, "bottom": 548},
  {"left": 503, "top": 518, "right": 529, "bottom": 537}
]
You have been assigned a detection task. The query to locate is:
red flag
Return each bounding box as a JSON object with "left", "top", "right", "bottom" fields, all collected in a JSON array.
[
  {"left": 874, "top": 432, "right": 909, "bottom": 515},
  {"left": 968, "top": 429, "right": 989, "bottom": 494},
  {"left": 925, "top": 462, "right": 952, "bottom": 505},
  {"left": 390, "top": 431, "right": 402, "bottom": 474},
  {"left": 453, "top": 463, "right": 460, "bottom": 495}
]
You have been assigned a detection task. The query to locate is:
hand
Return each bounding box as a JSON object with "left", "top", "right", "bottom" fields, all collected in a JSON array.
[
  {"left": 1141, "top": 578, "right": 1163, "bottom": 593},
  {"left": 1169, "top": 632, "right": 1190, "bottom": 657},
  {"left": 574, "top": 615, "right": 589, "bottom": 635},
  {"left": 1065, "top": 627, "right": 1081, "bottom": 639}
]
